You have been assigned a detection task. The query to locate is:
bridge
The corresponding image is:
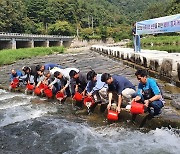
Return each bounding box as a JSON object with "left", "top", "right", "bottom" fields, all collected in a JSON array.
[{"left": 0, "top": 32, "right": 74, "bottom": 50}]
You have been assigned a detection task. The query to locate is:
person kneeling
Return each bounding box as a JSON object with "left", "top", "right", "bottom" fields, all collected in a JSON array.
[
  {"left": 101, "top": 73, "right": 136, "bottom": 113},
  {"left": 133, "top": 69, "right": 164, "bottom": 116},
  {"left": 86, "top": 70, "right": 108, "bottom": 113}
]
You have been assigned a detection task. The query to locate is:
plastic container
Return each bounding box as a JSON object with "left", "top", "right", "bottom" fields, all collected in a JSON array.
[
  {"left": 83, "top": 96, "right": 95, "bottom": 107},
  {"left": 130, "top": 101, "right": 144, "bottom": 114},
  {"left": 43, "top": 84, "right": 49, "bottom": 90},
  {"left": 11, "top": 78, "right": 19, "bottom": 88},
  {"left": 107, "top": 110, "right": 118, "bottom": 121},
  {"left": 56, "top": 91, "right": 65, "bottom": 100},
  {"left": 44, "top": 88, "right": 53, "bottom": 98},
  {"left": 26, "top": 83, "right": 34, "bottom": 90},
  {"left": 34, "top": 87, "right": 41, "bottom": 95},
  {"left": 73, "top": 92, "right": 83, "bottom": 101},
  {"left": 39, "top": 83, "right": 45, "bottom": 90}
]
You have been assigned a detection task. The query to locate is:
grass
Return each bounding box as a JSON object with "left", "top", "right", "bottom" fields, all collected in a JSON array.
[
  {"left": 128, "top": 35, "right": 180, "bottom": 53},
  {"left": 141, "top": 35, "right": 180, "bottom": 46},
  {"left": 0, "top": 46, "right": 65, "bottom": 66},
  {"left": 142, "top": 45, "right": 180, "bottom": 53},
  {"left": 141, "top": 35, "right": 180, "bottom": 53}
]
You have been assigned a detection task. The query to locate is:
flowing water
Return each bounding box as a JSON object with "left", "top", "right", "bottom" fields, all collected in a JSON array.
[{"left": 0, "top": 89, "right": 180, "bottom": 154}]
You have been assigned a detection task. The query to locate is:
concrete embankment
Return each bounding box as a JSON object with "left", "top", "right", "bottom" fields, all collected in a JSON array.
[{"left": 91, "top": 45, "right": 180, "bottom": 87}]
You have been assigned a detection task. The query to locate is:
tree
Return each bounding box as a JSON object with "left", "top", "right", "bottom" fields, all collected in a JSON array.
[
  {"left": 0, "top": 0, "right": 27, "bottom": 32},
  {"left": 167, "top": 0, "right": 180, "bottom": 15},
  {"left": 48, "top": 20, "right": 75, "bottom": 36},
  {"left": 99, "top": 26, "right": 108, "bottom": 41}
]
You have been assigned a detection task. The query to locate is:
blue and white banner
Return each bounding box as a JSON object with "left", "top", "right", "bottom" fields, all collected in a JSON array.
[{"left": 136, "top": 14, "right": 180, "bottom": 35}]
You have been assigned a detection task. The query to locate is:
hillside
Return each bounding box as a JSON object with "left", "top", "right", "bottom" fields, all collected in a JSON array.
[
  {"left": 0, "top": 0, "right": 178, "bottom": 41},
  {"left": 107, "top": 0, "right": 170, "bottom": 22}
]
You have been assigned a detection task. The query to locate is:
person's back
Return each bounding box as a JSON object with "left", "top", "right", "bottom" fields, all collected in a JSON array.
[
  {"left": 69, "top": 70, "right": 87, "bottom": 95},
  {"left": 44, "top": 63, "right": 63, "bottom": 70},
  {"left": 87, "top": 74, "right": 107, "bottom": 93},
  {"left": 50, "top": 67, "right": 79, "bottom": 82},
  {"left": 29, "top": 65, "right": 37, "bottom": 76},
  {"left": 110, "top": 75, "right": 135, "bottom": 94},
  {"left": 50, "top": 67, "right": 63, "bottom": 75},
  {"left": 101, "top": 73, "right": 136, "bottom": 113},
  {"left": 77, "top": 73, "right": 87, "bottom": 89}
]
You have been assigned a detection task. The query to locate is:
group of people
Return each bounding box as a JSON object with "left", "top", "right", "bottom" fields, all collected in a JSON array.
[{"left": 10, "top": 63, "right": 164, "bottom": 117}]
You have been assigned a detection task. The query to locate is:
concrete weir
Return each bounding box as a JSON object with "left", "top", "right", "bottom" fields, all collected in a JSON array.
[{"left": 91, "top": 45, "right": 180, "bottom": 87}]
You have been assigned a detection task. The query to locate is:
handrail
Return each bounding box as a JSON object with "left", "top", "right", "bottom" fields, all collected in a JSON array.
[{"left": 0, "top": 32, "right": 74, "bottom": 39}]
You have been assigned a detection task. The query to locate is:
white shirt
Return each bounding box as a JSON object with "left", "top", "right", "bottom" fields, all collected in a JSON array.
[{"left": 49, "top": 67, "right": 79, "bottom": 87}]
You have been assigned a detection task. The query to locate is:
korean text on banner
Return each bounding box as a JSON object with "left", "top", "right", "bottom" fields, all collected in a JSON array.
[{"left": 136, "top": 14, "right": 180, "bottom": 35}]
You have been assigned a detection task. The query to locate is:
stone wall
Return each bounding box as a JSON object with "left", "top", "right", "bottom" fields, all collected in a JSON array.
[{"left": 70, "top": 37, "right": 115, "bottom": 48}]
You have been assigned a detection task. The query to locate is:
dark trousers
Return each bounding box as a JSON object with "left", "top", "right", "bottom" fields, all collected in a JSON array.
[
  {"left": 148, "top": 100, "right": 164, "bottom": 116},
  {"left": 53, "top": 82, "right": 61, "bottom": 95},
  {"left": 134, "top": 94, "right": 164, "bottom": 116}
]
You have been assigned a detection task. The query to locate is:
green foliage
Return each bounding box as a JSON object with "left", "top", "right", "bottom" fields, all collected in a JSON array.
[
  {"left": 0, "top": 0, "right": 179, "bottom": 42},
  {"left": 141, "top": 35, "right": 180, "bottom": 45},
  {"left": 88, "top": 35, "right": 101, "bottom": 40},
  {"left": 0, "top": 46, "right": 65, "bottom": 66},
  {"left": 167, "top": 0, "right": 180, "bottom": 15},
  {"left": 80, "top": 28, "right": 94, "bottom": 40},
  {"left": 143, "top": 45, "right": 180, "bottom": 53},
  {"left": 99, "top": 26, "right": 108, "bottom": 41},
  {"left": 128, "top": 35, "right": 180, "bottom": 53},
  {"left": 137, "top": 35, "right": 180, "bottom": 53},
  {"left": 142, "top": 0, "right": 180, "bottom": 20},
  {"left": 48, "top": 21, "right": 75, "bottom": 35},
  {"left": 0, "top": 0, "right": 27, "bottom": 32}
]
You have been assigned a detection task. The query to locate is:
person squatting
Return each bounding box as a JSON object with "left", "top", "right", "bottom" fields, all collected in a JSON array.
[{"left": 9, "top": 63, "right": 164, "bottom": 118}]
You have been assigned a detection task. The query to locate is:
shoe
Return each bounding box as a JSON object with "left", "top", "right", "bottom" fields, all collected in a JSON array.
[
  {"left": 125, "top": 105, "right": 131, "bottom": 110},
  {"left": 111, "top": 103, "right": 117, "bottom": 111},
  {"left": 153, "top": 110, "right": 162, "bottom": 117},
  {"left": 148, "top": 107, "right": 154, "bottom": 116}
]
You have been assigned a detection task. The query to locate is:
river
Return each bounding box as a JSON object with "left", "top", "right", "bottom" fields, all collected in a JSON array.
[{"left": 0, "top": 89, "right": 180, "bottom": 154}]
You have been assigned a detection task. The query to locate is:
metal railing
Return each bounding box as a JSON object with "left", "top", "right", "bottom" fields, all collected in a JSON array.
[{"left": 0, "top": 32, "right": 74, "bottom": 39}]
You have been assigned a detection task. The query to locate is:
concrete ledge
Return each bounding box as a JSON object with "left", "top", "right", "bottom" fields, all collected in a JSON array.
[{"left": 91, "top": 45, "right": 180, "bottom": 87}]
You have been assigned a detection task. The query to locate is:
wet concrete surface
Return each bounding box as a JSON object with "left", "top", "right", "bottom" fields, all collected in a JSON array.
[{"left": 0, "top": 47, "right": 180, "bottom": 129}]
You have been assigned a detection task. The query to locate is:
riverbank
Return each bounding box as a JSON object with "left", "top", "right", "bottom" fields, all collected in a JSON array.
[
  {"left": 0, "top": 46, "right": 64, "bottom": 66},
  {"left": 128, "top": 35, "right": 180, "bottom": 53},
  {"left": 0, "top": 46, "right": 180, "bottom": 129}
]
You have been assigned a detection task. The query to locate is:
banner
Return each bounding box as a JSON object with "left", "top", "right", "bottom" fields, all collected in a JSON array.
[{"left": 136, "top": 14, "right": 180, "bottom": 35}]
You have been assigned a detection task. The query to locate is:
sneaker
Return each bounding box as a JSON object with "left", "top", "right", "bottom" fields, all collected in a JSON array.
[
  {"left": 148, "top": 107, "right": 154, "bottom": 116},
  {"left": 153, "top": 110, "right": 162, "bottom": 117},
  {"left": 111, "top": 103, "right": 117, "bottom": 110},
  {"left": 125, "top": 105, "right": 131, "bottom": 110}
]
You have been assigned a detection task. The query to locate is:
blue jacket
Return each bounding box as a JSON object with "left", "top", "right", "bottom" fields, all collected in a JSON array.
[
  {"left": 10, "top": 70, "right": 23, "bottom": 81},
  {"left": 108, "top": 75, "right": 135, "bottom": 95},
  {"left": 44, "top": 63, "right": 63, "bottom": 70}
]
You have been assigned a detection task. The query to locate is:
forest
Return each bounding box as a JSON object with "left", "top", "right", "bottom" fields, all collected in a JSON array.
[{"left": 0, "top": 0, "right": 179, "bottom": 41}]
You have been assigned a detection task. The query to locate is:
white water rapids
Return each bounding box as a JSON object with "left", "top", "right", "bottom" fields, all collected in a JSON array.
[{"left": 0, "top": 89, "right": 179, "bottom": 154}]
